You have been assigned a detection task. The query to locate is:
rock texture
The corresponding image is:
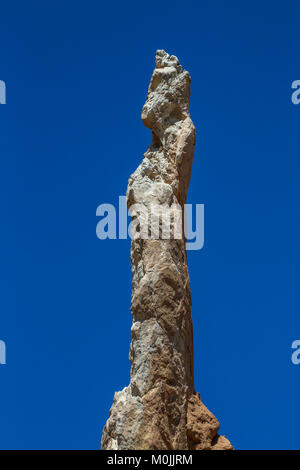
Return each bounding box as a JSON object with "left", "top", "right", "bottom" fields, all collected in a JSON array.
[{"left": 101, "top": 50, "right": 232, "bottom": 450}]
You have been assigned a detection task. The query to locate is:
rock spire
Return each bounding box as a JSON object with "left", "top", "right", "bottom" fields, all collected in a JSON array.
[{"left": 101, "top": 50, "right": 232, "bottom": 450}]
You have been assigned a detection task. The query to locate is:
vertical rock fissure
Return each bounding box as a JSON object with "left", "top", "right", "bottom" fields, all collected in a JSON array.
[{"left": 101, "top": 50, "right": 233, "bottom": 451}]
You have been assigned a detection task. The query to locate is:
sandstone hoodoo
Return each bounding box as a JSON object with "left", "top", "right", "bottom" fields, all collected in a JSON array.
[{"left": 101, "top": 50, "right": 233, "bottom": 450}]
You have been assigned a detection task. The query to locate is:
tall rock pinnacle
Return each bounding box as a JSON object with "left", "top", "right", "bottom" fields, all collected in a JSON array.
[{"left": 101, "top": 50, "right": 233, "bottom": 450}]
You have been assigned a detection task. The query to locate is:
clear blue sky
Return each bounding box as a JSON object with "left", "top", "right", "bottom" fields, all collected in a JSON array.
[{"left": 0, "top": 0, "right": 299, "bottom": 450}]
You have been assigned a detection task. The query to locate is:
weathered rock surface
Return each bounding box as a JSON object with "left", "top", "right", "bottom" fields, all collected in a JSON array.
[{"left": 101, "top": 50, "right": 233, "bottom": 450}]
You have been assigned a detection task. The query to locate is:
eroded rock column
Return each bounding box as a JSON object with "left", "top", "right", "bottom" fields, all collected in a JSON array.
[{"left": 101, "top": 50, "right": 232, "bottom": 450}]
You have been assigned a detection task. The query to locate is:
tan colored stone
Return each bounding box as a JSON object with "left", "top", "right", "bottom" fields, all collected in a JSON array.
[
  {"left": 187, "top": 393, "right": 233, "bottom": 450},
  {"left": 101, "top": 50, "right": 233, "bottom": 450}
]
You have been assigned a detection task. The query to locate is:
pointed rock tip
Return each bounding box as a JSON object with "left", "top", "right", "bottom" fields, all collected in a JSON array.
[{"left": 155, "top": 49, "right": 181, "bottom": 70}]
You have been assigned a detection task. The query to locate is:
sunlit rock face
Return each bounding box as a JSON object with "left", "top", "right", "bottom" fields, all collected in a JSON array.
[{"left": 101, "top": 50, "right": 233, "bottom": 451}]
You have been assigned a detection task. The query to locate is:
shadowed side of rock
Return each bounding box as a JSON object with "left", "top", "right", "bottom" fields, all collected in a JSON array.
[{"left": 101, "top": 50, "right": 233, "bottom": 450}]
